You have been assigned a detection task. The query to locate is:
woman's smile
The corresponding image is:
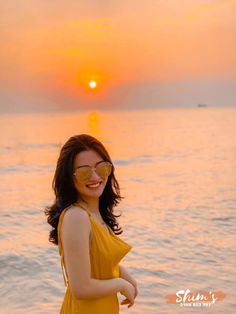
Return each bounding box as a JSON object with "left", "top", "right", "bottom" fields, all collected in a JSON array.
[{"left": 86, "top": 181, "right": 103, "bottom": 189}]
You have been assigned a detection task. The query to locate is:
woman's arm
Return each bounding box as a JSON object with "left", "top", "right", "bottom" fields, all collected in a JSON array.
[
  {"left": 61, "top": 208, "right": 127, "bottom": 300},
  {"left": 119, "top": 264, "right": 138, "bottom": 298}
]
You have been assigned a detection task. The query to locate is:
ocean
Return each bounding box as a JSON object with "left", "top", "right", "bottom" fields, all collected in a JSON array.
[{"left": 0, "top": 107, "right": 235, "bottom": 313}]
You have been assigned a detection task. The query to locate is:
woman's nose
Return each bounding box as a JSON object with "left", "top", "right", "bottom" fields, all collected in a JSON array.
[{"left": 90, "top": 168, "right": 101, "bottom": 180}]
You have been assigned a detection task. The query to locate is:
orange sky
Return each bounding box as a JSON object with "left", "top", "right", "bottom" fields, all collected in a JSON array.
[{"left": 1, "top": 0, "right": 236, "bottom": 112}]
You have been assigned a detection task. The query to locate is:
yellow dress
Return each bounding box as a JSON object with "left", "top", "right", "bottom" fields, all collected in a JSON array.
[{"left": 58, "top": 204, "right": 132, "bottom": 314}]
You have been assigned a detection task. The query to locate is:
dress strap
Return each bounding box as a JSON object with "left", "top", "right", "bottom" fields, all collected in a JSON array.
[
  {"left": 58, "top": 205, "right": 72, "bottom": 287},
  {"left": 60, "top": 252, "right": 68, "bottom": 286},
  {"left": 73, "top": 202, "right": 92, "bottom": 218}
]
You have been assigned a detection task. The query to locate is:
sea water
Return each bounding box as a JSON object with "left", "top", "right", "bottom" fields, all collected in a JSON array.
[{"left": 0, "top": 107, "right": 235, "bottom": 314}]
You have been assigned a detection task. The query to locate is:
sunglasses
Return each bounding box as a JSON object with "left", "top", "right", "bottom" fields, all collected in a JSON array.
[{"left": 73, "top": 161, "right": 113, "bottom": 182}]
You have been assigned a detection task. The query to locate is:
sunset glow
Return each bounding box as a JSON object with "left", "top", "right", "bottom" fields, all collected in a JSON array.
[
  {"left": 1, "top": 0, "right": 236, "bottom": 112},
  {"left": 89, "top": 81, "right": 97, "bottom": 89}
]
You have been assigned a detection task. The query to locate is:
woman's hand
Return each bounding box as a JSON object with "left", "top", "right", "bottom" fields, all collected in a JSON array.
[
  {"left": 132, "top": 279, "right": 138, "bottom": 299},
  {"left": 120, "top": 280, "right": 136, "bottom": 308},
  {"left": 119, "top": 265, "right": 139, "bottom": 307},
  {"left": 127, "top": 277, "right": 138, "bottom": 298}
]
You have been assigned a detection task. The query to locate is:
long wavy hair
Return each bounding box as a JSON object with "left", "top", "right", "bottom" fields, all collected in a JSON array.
[{"left": 45, "top": 134, "right": 124, "bottom": 245}]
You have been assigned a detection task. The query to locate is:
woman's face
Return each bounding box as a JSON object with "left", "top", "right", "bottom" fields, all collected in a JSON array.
[{"left": 73, "top": 150, "right": 109, "bottom": 200}]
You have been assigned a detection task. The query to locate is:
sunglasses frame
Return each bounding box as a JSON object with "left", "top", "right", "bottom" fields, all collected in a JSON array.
[{"left": 73, "top": 160, "right": 113, "bottom": 182}]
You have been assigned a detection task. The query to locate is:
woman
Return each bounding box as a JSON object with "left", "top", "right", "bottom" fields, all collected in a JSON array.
[{"left": 45, "top": 134, "right": 138, "bottom": 313}]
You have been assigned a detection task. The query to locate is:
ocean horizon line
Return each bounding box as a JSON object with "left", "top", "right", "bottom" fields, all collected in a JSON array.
[{"left": 0, "top": 104, "right": 235, "bottom": 116}]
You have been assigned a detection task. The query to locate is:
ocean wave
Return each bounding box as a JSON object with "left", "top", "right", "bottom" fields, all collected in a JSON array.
[
  {"left": 0, "top": 142, "right": 61, "bottom": 153},
  {"left": 0, "top": 164, "right": 54, "bottom": 175}
]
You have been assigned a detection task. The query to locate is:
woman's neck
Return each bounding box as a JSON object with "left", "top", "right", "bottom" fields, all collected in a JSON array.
[{"left": 76, "top": 197, "right": 99, "bottom": 214}]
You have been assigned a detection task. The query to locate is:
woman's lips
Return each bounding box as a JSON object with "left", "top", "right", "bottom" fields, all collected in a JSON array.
[{"left": 86, "top": 181, "right": 102, "bottom": 189}]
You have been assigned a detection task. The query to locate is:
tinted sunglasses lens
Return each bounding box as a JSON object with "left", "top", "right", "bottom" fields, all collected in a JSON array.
[
  {"left": 96, "top": 162, "right": 112, "bottom": 177},
  {"left": 75, "top": 167, "right": 91, "bottom": 181},
  {"left": 74, "top": 162, "right": 112, "bottom": 181}
]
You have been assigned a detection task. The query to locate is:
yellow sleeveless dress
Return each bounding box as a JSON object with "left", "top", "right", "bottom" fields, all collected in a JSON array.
[{"left": 58, "top": 204, "right": 133, "bottom": 314}]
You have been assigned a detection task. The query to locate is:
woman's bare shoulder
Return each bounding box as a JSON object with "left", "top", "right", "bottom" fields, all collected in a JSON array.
[{"left": 62, "top": 205, "right": 91, "bottom": 233}]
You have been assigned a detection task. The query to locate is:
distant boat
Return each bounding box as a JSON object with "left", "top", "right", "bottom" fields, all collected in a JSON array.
[{"left": 197, "top": 104, "right": 207, "bottom": 107}]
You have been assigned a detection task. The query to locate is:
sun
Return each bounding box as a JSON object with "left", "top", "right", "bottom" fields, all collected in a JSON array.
[{"left": 89, "top": 80, "right": 97, "bottom": 89}]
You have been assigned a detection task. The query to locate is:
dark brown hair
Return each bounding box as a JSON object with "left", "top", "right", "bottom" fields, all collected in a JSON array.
[{"left": 44, "top": 134, "right": 124, "bottom": 245}]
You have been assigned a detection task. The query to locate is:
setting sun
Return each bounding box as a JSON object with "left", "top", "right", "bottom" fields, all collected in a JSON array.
[{"left": 89, "top": 81, "right": 97, "bottom": 89}]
